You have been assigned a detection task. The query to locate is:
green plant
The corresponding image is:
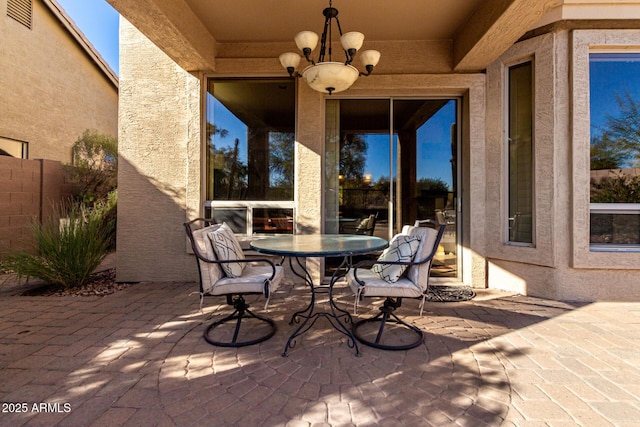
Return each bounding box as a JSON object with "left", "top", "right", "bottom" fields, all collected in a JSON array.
[
  {"left": 5, "top": 202, "right": 112, "bottom": 289},
  {"left": 591, "top": 173, "right": 640, "bottom": 203},
  {"left": 64, "top": 129, "right": 118, "bottom": 205}
]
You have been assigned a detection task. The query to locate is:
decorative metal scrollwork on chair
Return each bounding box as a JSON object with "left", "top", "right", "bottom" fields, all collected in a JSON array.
[
  {"left": 184, "top": 218, "right": 284, "bottom": 347},
  {"left": 346, "top": 219, "right": 446, "bottom": 350}
]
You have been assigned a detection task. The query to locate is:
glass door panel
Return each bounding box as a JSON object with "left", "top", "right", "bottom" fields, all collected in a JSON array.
[
  {"left": 325, "top": 99, "right": 391, "bottom": 274},
  {"left": 394, "top": 99, "right": 458, "bottom": 278},
  {"left": 324, "top": 98, "right": 459, "bottom": 279}
]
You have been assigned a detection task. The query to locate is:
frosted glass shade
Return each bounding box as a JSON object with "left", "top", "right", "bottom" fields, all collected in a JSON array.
[
  {"left": 300, "top": 62, "right": 360, "bottom": 94},
  {"left": 360, "top": 50, "right": 381, "bottom": 67},
  {"left": 294, "top": 31, "right": 319, "bottom": 52},
  {"left": 279, "top": 52, "right": 301, "bottom": 69},
  {"left": 341, "top": 32, "right": 364, "bottom": 51}
]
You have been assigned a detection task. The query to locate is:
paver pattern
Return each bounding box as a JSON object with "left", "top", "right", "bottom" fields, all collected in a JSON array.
[{"left": 1, "top": 272, "right": 639, "bottom": 426}]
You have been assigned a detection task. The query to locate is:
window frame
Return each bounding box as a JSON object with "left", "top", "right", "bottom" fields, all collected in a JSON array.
[
  {"left": 588, "top": 51, "right": 640, "bottom": 251},
  {"left": 572, "top": 29, "right": 640, "bottom": 269},
  {"left": 203, "top": 77, "right": 297, "bottom": 236},
  {"left": 485, "top": 32, "right": 555, "bottom": 269},
  {"left": 204, "top": 201, "right": 295, "bottom": 237},
  {"left": 505, "top": 59, "right": 536, "bottom": 247}
]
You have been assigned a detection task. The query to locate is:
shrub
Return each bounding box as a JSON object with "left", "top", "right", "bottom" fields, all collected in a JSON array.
[
  {"left": 64, "top": 129, "right": 118, "bottom": 205},
  {"left": 591, "top": 173, "right": 640, "bottom": 203},
  {"left": 5, "top": 201, "right": 112, "bottom": 289}
]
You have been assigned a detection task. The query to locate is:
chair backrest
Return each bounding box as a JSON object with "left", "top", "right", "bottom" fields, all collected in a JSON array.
[
  {"left": 355, "top": 214, "right": 376, "bottom": 235},
  {"left": 184, "top": 219, "right": 223, "bottom": 294},
  {"left": 401, "top": 219, "right": 446, "bottom": 292}
]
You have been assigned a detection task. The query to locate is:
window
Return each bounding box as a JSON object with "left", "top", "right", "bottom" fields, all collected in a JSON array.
[
  {"left": 205, "top": 78, "right": 295, "bottom": 235},
  {"left": 590, "top": 53, "right": 640, "bottom": 247},
  {"left": 507, "top": 61, "right": 534, "bottom": 244},
  {"left": 0, "top": 136, "right": 28, "bottom": 158}
]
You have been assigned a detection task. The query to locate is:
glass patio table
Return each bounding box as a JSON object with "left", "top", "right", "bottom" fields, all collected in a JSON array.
[{"left": 251, "top": 234, "right": 388, "bottom": 356}]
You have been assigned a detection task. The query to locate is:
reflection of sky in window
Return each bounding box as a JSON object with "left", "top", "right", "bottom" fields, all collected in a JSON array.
[
  {"left": 416, "top": 100, "right": 456, "bottom": 189},
  {"left": 364, "top": 100, "right": 456, "bottom": 190},
  {"left": 363, "top": 134, "right": 391, "bottom": 182},
  {"left": 590, "top": 53, "right": 640, "bottom": 136},
  {"left": 209, "top": 92, "right": 457, "bottom": 190},
  {"left": 209, "top": 94, "right": 248, "bottom": 163}
]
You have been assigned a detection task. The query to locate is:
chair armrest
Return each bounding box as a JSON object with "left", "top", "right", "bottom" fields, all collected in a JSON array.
[{"left": 195, "top": 255, "right": 278, "bottom": 281}]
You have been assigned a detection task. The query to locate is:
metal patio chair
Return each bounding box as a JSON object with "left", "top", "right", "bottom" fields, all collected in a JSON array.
[
  {"left": 184, "top": 218, "right": 284, "bottom": 347},
  {"left": 346, "top": 219, "right": 445, "bottom": 350}
]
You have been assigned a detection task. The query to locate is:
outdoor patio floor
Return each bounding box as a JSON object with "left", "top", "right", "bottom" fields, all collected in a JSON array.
[{"left": 1, "top": 269, "right": 640, "bottom": 426}]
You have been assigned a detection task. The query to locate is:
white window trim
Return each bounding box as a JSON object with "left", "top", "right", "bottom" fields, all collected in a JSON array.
[{"left": 205, "top": 201, "right": 295, "bottom": 237}]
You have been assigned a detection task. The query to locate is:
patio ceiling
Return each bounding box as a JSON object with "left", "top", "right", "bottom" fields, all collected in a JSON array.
[{"left": 108, "top": 0, "right": 560, "bottom": 72}]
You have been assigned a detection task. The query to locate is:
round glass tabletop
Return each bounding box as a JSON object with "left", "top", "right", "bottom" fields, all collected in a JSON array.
[{"left": 250, "top": 234, "right": 388, "bottom": 257}]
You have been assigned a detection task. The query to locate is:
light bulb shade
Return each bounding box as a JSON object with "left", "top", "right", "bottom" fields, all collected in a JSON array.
[
  {"left": 300, "top": 62, "right": 360, "bottom": 94},
  {"left": 279, "top": 52, "right": 301, "bottom": 69},
  {"left": 341, "top": 32, "right": 365, "bottom": 51},
  {"left": 359, "top": 50, "right": 381, "bottom": 67},
  {"left": 294, "top": 31, "right": 319, "bottom": 52}
]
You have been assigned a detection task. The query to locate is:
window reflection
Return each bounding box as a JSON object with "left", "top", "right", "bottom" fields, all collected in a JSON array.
[
  {"left": 508, "top": 61, "right": 534, "bottom": 244},
  {"left": 206, "top": 79, "right": 295, "bottom": 202},
  {"left": 589, "top": 53, "right": 640, "bottom": 246}
]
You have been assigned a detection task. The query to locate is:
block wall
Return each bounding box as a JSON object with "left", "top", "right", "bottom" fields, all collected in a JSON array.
[{"left": 0, "top": 157, "right": 73, "bottom": 256}]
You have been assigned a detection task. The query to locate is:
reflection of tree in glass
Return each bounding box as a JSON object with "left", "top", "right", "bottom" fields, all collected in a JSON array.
[
  {"left": 340, "top": 134, "right": 367, "bottom": 180},
  {"left": 591, "top": 173, "right": 640, "bottom": 203},
  {"left": 214, "top": 139, "right": 248, "bottom": 199},
  {"left": 207, "top": 123, "right": 248, "bottom": 200},
  {"left": 591, "top": 91, "right": 640, "bottom": 169},
  {"left": 417, "top": 177, "right": 449, "bottom": 192},
  {"left": 590, "top": 91, "right": 640, "bottom": 203},
  {"left": 269, "top": 131, "right": 294, "bottom": 199}
]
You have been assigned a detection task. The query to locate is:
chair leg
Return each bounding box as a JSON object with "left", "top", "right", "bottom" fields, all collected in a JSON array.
[
  {"left": 352, "top": 298, "right": 424, "bottom": 350},
  {"left": 203, "top": 295, "right": 276, "bottom": 347}
]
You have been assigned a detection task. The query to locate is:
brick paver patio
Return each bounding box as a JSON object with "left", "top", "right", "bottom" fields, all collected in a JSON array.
[{"left": 1, "top": 270, "right": 639, "bottom": 426}]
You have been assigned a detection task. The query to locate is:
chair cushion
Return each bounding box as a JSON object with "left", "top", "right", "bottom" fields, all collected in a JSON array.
[
  {"left": 347, "top": 268, "right": 422, "bottom": 298},
  {"left": 191, "top": 224, "right": 223, "bottom": 294},
  {"left": 403, "top": 226, "right": 438, "bottom": 291},
  {"left": 371, "top": 234, "right": 420, "bottom": 282},
  {"left": 209, "top": 264, "right": 284, "bottom": 296},
  {"left": 208, "top": 222, "right": 246, "bottom": 278},
  {"left": 355, "top": 216, "right": 371, "bottom": 232}
]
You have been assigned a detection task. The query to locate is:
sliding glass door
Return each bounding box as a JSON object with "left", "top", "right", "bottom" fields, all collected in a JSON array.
[{"left": 324, "top": 98, "right": 459, "bottom": 279}]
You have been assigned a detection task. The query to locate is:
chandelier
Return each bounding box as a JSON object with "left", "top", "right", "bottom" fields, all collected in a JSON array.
[{"left": 279, "top": 1, "right": 381, "bottom": 95}]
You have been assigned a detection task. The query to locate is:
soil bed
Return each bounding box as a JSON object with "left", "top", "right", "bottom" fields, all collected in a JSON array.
[{"left": 20, "top": 268, "right": 130, "bottom": 297}]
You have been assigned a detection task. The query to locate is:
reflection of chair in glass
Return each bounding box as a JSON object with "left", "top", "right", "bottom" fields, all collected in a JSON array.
[
  {"left": 435, "top": 209, "right": 456, "bottom": 254},
  {"left": 342, "top": 213, "right": 377, "bottom": 235},
  {"left": 346, "top": 219, "right": 446, "bottom": 350},
  {"left": 184, "top": 218, "right": 284, "bottom": 347}
]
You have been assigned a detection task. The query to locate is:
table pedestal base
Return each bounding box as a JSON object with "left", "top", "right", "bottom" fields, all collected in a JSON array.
[{"left": 282, "top": 256, "right": 360, "bottom": 357}]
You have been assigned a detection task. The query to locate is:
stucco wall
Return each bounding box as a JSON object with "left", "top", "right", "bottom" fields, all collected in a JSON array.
[
  {"left": 116, "top": 16, "right": 489, "bottom": 286},
  {"left": 485, "top": 28, "right": 640, "bottom": 301},
  {"left": 116, "top": 18, "right": 200, "bottom": 283},
  {"left": 0, "top": 0, "right": 118, "bottom": 162}
]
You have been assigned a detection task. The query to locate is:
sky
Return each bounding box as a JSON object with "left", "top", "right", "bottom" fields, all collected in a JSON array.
[{"left": 56, "top": 0, "right": 120, "bottom": 75}]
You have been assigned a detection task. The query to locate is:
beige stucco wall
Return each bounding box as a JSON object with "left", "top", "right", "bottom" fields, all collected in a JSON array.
[
  {"left": 115, "top": 2, "right": 640, "bottom": 301},
  {"left": 116, "top": 18, "right": 200, "bottom": 282},
  {"left": 485, "top": 28, "right": 640, "bottom": 301},
  {"left": 0, "top": 0, "right": 118, "bottom": 163},
  {"left": 116, "top": 20, "right": 489, "bottom": 286}
]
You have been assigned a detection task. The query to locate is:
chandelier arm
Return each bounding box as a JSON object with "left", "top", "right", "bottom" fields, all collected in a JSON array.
[
  {"left": 303, "top": 48, "right": 315, "bottom": 65},
  {"left": 334, "top": 16, "right": 354, "bottom": 65},
  {"left": 359, "top": 64, "right": 374, "bottom": 77},
  {"left": 318, "top": 15, "right": 331, "bottom": 62}
]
